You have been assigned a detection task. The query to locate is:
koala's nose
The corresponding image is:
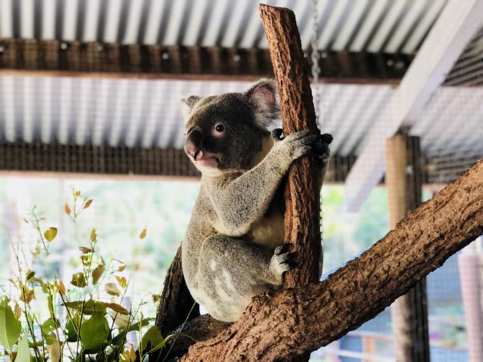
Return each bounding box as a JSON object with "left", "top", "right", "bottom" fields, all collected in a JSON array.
[{"left": 185, "top": 129, "right": 203, "bottom": 158}]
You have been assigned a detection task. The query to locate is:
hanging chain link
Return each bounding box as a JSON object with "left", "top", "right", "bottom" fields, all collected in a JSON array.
[{"left": 310, "top": 0, "right": 320, "bottom": 122}]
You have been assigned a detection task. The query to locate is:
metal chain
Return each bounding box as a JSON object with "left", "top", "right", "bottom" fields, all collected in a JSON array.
[
  {"left": 310, "top": 0, "right": 324, "bottom": 269},
  {"left": 311, "top": 0, "right": 321, "bottom": 123}
]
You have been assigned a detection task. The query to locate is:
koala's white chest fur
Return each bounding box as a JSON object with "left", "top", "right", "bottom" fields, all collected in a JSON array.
[
  {"left": 212, "top": 209, "right": 284, "bottom": 249},
  {"left": 249, "top": 211, "right": 284, "bottom": 249}
]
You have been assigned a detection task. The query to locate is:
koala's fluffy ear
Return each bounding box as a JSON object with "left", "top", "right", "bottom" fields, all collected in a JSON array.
[
  {"left": 245, "top": 79, "right": 280, "bottom": 129},
  {"left": 180, "top": 96, "right": 202, "bottom": 120}
]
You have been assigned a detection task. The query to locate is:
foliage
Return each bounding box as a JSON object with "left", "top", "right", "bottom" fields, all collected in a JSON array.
[{"left": 0, "top": 189, "right": 186, "bottom": 361}]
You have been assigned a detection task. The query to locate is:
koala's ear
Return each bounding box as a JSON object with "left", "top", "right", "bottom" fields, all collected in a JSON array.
[
  {"left": 245, "top": 79, "right": 280, "bottom": 129},
  {"left": 180, "top": 96, "right": 202, "bottom": 120}
]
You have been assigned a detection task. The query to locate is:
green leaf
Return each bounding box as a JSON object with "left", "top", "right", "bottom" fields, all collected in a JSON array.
[
  {"left": 92, "top": 264, "right": 105, "bottom": 285},
  {"left": 127, "top": 318, "right": 153, "bottom": 332},
  {"left": 44, "top": 335, "right": 56, "bottom": 346},
  {"left": 41, "top": 318, "right": 59, "bottom": 335},
  {"left": 44, "top": 227, "right": 58, "bottom": 242},
  {"left": 140, "top": 326, "right": 164, "bottom": 354},
  {"left": 145, "top": 334, "right": 178, "bottom": 355},
  {"left": 63, "top": 300, "right": 106, "bottom": 315},
  {"left": 70, "top": 272, "right": 87, "bottom": 288},
  {"left": 147, "top": 333, "right": 194, "bottom": 355},
  {"left": 26, "top": 270, "right": 35, "bottom": 282},
  {"left": 111, "top": 330, "right": 127, "bottom": 346},
  {"left": 16, "top": 334, "right": 31, "bottom": 362},
  {"left": 100, "top": 302, "right": 129, "bottom": 315},
  {"left": 80, "top": 313, "right": 109, "bottom": 350},
  {"left": 65, "top": 319, "right": 78, "bottom": 343},
  {"left": 41, "top": 283, "right": 49, "bottom": 294},
  {"left": 0, "top": 300, "right": 22, "bottom": 352}
]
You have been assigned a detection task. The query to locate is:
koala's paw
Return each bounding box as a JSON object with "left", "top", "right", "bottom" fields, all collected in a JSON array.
[
  {"left": 282, "top": 130, "right": 320, "bottom": 160},
  {"left": 313, "top": 133, "right": 333, "bottom": 162},
  {"left": 270, "top": 244, "right": 298, "bottom": 284},
  {"left": 271, "top": 128, "right": 285, "bottom": 141}
]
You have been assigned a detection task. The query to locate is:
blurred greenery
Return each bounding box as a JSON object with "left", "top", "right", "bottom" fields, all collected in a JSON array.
[{"left": 321, "top": 186, "right": 389, "bottom": 274}]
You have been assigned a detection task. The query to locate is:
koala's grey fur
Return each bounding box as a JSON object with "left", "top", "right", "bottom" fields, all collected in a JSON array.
[{"left": 181, "top": 79, "right": 330, "bottom": 322}]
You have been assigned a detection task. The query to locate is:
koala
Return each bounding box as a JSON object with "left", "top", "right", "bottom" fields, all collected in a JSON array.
[{"left": 181, "top": 79, "right": 332, "bottom": 322}]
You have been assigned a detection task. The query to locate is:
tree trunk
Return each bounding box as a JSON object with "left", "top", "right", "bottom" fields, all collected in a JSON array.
[
  {"left": 181, "top": 160, "right": 483, "bottom": 361},
  {"left": 259, "top": 4, "right": 322, "bottom": 287}
]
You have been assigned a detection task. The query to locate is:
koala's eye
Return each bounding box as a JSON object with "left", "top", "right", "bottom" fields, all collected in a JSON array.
[
  {"left": 212, "top": 122, "right": 225, "bottom": 138},
  {"left": 214, "top": 124, "right": 225, "bottom": 133}
]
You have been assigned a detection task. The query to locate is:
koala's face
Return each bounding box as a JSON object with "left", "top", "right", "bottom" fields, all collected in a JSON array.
[{"left": 181, "top": 80, "right": 279, "bottom": 175}]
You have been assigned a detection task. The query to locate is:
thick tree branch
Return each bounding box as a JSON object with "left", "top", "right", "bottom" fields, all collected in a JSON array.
[
  {"left": 182, "top": 160, "right": 483, "bottom": 361},
  {"left": 259, "top": 4, "right": 322, "bottom": 286},
  {"left": 155, "top": 246, "right": 200, "bottom": 336}
]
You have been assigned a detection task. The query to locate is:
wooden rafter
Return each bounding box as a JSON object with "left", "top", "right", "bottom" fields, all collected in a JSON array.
[
  {"left": 0, "top": 38, "right": 411, "bottom": 83},
  {"left": 344, "top": 0, "right": 483, "bottom": 211}
]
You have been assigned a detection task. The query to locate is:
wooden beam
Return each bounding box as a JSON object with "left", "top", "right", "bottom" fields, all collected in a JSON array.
[
  {"left": 386, "top": 135, "right": 430, "bottom": 362},
  {"left": 344, "top": 0, "right": 483, "bottom": 211},
  {"left": 0, "top": 142, "right": 199, "bottom": 177},
  {"left": 0, "top": 141, "right": 357, "bottom": 183},
  {"left": 0, "top": 39, "right": 411, "bottom": 83}
]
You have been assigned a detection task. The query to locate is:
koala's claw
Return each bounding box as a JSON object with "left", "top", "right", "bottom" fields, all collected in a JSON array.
[
  {"left": 320, "top": 133, "right": 333, "bottom": 144},
  {"left": 274, "top": 243, "right": 292, "bottom": 255},
  {"left": 313, "top": 133, "right": 332, "bottom": 160},
  {"left": 271, "top": 244, "right": 298, "bottom": 279},
  {"left": 272, "top": 128, "right": 285, "bottom": 141},
  {"left": 281, "top": 130, "right": 320, "bottom": 160},
  {"left": 280, "top": 252, "right": 298, "bottom": 267}
]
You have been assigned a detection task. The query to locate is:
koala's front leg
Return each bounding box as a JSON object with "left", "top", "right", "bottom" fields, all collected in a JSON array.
[
  {"left": 208, "top": 131, "right": 320, "bottom": 236},
  {"left": 195, "top": 235, "right": 296, "bottom": 321},
  {"left": 314, "top": 133, "right": 333, "bottom": 192},
  {"left": 273, "top": 129, "right": 332, "bottom": 192}
]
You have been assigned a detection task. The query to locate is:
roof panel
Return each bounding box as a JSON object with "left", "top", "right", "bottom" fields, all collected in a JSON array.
[
  {"left": 0, "top": 0, "right": 449, "bottom": 55},
  {"left": 104, "top": 0, "right": 123, "bottom": 43},
  {"left": 0, "top": 76, "right": 481, "bottom": 160},
  {"left": 0, "top": 0, "right": 14, "bottom": 38}
]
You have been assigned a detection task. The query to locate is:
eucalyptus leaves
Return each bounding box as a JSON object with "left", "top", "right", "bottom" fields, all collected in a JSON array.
[{"left": 0, "top": 189, "right": 171, "bottom": 361}]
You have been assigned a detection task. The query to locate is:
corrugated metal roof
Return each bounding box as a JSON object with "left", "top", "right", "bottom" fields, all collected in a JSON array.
[
  {"left": 0, "top": 0, "right": 446, "bottom": 54},
  {"left": 1, "top": 75, "right": 481, "bottom": 160},
  {"left": 0, "top": 0, "right": 481, "bottom": 164}
]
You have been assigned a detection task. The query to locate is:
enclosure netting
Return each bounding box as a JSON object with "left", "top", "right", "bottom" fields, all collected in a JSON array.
[{"left": 0, "top": 17, "right": 481, "bottom": 362}]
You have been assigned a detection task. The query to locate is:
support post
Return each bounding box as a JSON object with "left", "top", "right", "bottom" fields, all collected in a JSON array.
[
  {"left": 458, "top": 252, "right": 483, "bottom": 362},
  {"left": 386, "top": 134, "right": 430, "bottom": 362}
]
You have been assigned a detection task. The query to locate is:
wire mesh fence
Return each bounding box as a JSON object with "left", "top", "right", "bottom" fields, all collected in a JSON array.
[{"left": 0, "top": 2, "right": 481, "bottom": 362}]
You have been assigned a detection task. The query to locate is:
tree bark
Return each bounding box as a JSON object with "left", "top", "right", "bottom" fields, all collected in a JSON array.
[
  {"left": 181, "top": 160, "right": 483, "bottom": 361},
  {"left": 259, "top": 4, "right": 322, "bottom": 287},
  {"left": 386, "top": 135, "right": 430, "bottom": 362},
  {"left": 155, "top": 246, "right": 200, "bottom": 337}
]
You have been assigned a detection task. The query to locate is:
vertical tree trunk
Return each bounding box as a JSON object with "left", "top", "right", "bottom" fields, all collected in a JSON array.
[
  {"left": 386, "top": 135, "right": 430, "bottom": 362},
  {"left": 259, "top": 3, "right": 321, "bottom": 288},
  {"left": 259, "top": 6, "right": 322, "bottom": 361}
]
